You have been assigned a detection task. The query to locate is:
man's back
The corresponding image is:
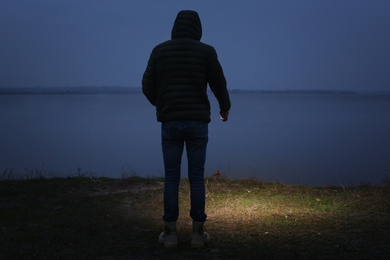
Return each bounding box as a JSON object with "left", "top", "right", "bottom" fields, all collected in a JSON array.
[{"left": 142, "top": 10, "right": 230, "bottom": 122}]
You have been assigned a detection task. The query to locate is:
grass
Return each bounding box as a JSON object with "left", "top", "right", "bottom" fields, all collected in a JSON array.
[{"left": 1, "top": 174, "right": 389, "bottom": 259}]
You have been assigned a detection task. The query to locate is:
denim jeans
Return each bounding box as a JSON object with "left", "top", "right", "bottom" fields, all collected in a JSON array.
[{"left": 161, "top": 120, "right": 208, "bottom": 223}]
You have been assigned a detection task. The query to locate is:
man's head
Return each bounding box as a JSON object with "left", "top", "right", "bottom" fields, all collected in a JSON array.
[{"left": 171, "top": 10, "right": 202, "bottom": 41}]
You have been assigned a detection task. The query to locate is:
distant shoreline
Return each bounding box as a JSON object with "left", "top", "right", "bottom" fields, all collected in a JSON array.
[
  {"left": 0, "top": 86, "right": 141, "bottom": 95},
  {"left": 0, "top": 86, "right": 388, "bottom": 95}
]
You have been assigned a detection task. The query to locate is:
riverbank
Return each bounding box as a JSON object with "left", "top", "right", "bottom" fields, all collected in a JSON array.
[{"left": 1, "top": 176, "right": 389, "bottom": 259}]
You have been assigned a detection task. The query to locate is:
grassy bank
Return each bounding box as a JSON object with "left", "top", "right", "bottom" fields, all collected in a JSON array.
[{"left": 1, "top": 176, "right": 389, "bottom": 259}]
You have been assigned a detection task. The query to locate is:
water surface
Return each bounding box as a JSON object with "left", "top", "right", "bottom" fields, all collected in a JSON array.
[{"left": 1, "top": 93, "right": 389, "bottom": 186}]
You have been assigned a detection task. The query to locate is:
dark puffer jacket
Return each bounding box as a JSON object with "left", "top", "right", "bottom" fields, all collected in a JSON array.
[{"left": 142, "top": 10, "right": 231, "bottom": 122}]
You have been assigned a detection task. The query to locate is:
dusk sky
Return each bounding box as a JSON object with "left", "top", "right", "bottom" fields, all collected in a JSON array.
[{"left": 1, "top": 0, "right": 389, "bottom": 91}]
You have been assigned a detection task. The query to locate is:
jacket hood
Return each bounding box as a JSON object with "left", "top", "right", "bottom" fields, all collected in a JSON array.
[{"left": 171, "top": 10, "right": 202, "bottom": 41}]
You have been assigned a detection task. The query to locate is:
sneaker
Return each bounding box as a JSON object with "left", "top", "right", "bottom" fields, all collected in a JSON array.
[
  {"left": 191, "top": 221, "right": 210, "bottom": 248},
  {"left": 158, "top": 221, "right": 178, "bottom": 248}
]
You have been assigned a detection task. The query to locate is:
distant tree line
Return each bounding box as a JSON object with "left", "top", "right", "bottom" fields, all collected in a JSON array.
[
  {"left": 0, "top": 86, "right": 142, "bottom": 95},
  {"left": 0, "top": 86, "right": 358, "bottom": 95},
  {"left": 228, "top": 89, "right": 356, "bottom": 94}
]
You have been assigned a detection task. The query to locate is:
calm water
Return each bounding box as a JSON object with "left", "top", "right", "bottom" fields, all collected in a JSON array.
[{"left": 1, "top": 93, "right": 389, "bottom": 186}]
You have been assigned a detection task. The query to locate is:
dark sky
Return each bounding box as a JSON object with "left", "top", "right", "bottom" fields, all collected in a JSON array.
[{"left": 1, "top": 0, "right": 389, "bottom": 91}]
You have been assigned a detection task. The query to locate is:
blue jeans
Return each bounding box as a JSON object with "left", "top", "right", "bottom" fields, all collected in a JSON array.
[{"left": 161, "top": 120, "right": 208, "bottom": 223}]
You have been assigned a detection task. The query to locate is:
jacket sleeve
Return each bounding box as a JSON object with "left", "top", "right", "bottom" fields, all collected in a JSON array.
[
  {"left": 142, "top": 49, "right": 157, "bottom": 106},
  {"left": 207, "top": 51, "right": 231, "bottom": 113}
]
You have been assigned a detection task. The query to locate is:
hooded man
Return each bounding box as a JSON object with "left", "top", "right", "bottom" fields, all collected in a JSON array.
[{"left": 142, "top": 10, "right": 231, "bottom": 248}]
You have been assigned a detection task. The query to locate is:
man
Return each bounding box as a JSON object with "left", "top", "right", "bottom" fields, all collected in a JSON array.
[{"left": 142, "top": 10, "right": 231, "bottom": 248}]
